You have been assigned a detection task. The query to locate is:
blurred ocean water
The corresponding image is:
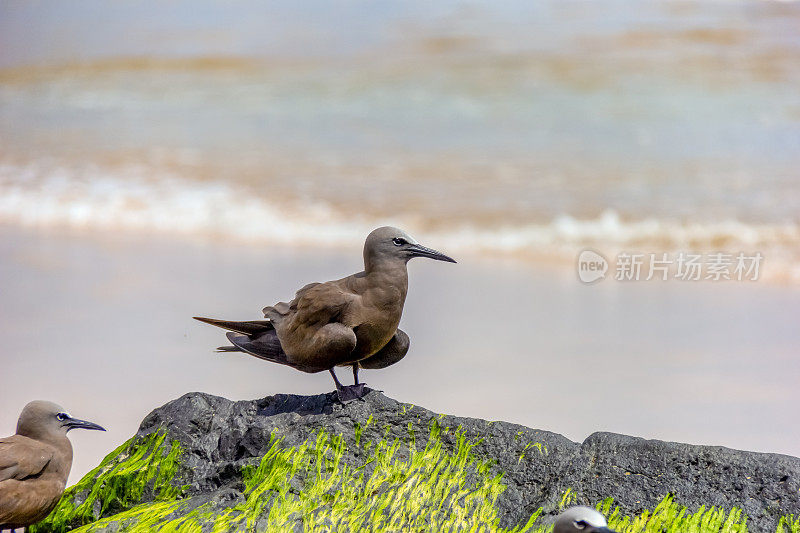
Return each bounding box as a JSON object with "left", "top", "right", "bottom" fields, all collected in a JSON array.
[{"left": 1, "top": 0, "right": 799, "bottom": 278}]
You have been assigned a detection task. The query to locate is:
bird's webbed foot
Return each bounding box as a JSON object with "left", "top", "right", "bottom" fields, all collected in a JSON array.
[
  {"left": 329, "top": 367, "right": 368, "bottom": 402},
  {"left": 336, "top": 383, "right": 367, "bottom": 402}
]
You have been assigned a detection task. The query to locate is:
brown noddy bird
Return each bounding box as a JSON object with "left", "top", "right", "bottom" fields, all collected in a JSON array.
[
  {"left": 194, "top": 226, "right": 456, "bottom": 401},
  {"left": 554, "top": 506, "right": 617, "bottom": 533},
  {"left": 0, "top": 401, "right": 105, "bottom": 531}
]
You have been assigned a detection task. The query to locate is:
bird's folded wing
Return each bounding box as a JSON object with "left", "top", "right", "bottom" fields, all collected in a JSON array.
[
  {"left": 357, "top": 329, "right": 410, "bottom": 370},
  {"left": 262, "top": 302, "right": 289, "bottom": 321},
  {"left": 263, "top": 282, "right": 320, "bottom": 320},
  {"left": 265, "top": 281, "right": 357, "bottom": 327},
  {"left": 288, "top": 282, "right": 357, "bottom": 326},
  {"left": 0, "top": 437, "right": 53, "bottom": 482}
]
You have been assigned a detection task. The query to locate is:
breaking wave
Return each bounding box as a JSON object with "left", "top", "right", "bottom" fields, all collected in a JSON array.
[{"left": 1, "top": 162, "right": 798, "bottom": 281}]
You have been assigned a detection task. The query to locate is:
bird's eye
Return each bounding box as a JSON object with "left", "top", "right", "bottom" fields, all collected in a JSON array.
[
  {"left": 392, "top": 238, "right": 407, "bottom": 246},
  {"left": 56, "top": 413, "right": 69, "bottom": 422},
  {"left": 573, "top": 520, "right": 587, "bottom": 530}
]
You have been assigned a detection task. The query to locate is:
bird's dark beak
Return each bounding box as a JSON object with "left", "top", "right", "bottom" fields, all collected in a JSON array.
[
  {"left": 407, "top": 243, "right": 457, "bottom": 263},
  {"left": 593, "top": 528, "right": 618, "bottom": 533},
  {"left": 65, "top": 417, "right": 106, "bottom": 432}
]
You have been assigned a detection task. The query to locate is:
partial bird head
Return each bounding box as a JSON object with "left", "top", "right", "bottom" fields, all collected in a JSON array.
[
  {"left": 364, "top": 226, "right": 456, "bottom": 271},
  {"left": 16, "top": 400, "right": 106, "bottom": 441},
  {"left": 554, "top": 506, "right": 617, "bottom": 533}
]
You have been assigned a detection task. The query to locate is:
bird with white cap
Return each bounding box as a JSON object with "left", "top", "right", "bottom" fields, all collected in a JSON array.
[{"left": 554, "top": 506, "right": 618, "bottom": 533}]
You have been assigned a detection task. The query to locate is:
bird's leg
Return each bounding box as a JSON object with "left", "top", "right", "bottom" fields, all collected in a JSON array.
[
  {"left": 329, "top": 367, "right": 366, "bottom": 402},
  {"left": 329, "top": 368, "right": 344, "bottom": 389},
  {"left": 351, "top": 363, "right": 369, "bottom": 401}
]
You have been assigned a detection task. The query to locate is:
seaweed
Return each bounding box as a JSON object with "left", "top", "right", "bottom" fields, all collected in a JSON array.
[{"left": 32, "top": 424, "right": 800, "bottom": 533}]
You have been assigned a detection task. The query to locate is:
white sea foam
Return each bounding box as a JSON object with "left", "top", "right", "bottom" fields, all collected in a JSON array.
[{"left": 1, "top": 163, "right": 798, "bottom": 281}]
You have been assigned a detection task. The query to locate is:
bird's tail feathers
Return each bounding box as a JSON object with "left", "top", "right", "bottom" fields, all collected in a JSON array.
[
  {"left": 193, "top": 316, "right": 274, "bottom": 335},
  {"left": 225, "top": 331, "right": 298, "bottom": 369},
  {"left": 216, "top": 345, "right": 241, "bottom": 352}
]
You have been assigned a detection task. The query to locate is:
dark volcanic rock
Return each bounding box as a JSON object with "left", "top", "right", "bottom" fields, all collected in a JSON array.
[{"left": 119, "top": 390, "right": 800, "bottom": 531}]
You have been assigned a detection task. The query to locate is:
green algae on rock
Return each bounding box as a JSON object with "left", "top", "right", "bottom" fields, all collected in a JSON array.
[
  {"left": 41, "top": 425, "right": 542, "bottom": 532},
  {"left": 30, "top": 390, "right": 800, "bottom": 532},
  {"left": 91, "top": 427, "right": 539, "bottom": 531},
  {"left": 30, "top": 430, "right": 184, "bottom": 533},
  {"left": 31, "top": 428, "right": 799, "bottom": 533},
  {"left": 600, "top": 494, "right": 748, "bottom": 532}
]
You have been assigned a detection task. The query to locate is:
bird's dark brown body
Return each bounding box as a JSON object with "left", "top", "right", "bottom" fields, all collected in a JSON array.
[
  {"left": 195, "top": 226, "right": 455, "bottom": 399},
  {"left": 0, "top": 401, "right": 104, "bottom": 530},
  {"left": 265, "top": 261, "right": 409, "bottom": 370},
  {"left": 0, "top": 434, "right": 70, "bottom": 529}
]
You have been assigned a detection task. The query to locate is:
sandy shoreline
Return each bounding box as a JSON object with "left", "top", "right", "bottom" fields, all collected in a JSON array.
[{"left": 1, "top": 225, "right": 798, "bottom": 484}]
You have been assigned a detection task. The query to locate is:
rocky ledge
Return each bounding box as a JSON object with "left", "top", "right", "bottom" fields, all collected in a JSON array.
[{"left": 32, "top": 390, "right": 800, "bottom": 532}]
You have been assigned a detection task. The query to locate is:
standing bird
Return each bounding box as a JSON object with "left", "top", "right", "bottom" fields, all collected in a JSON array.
[
  {"left": 194, "top": 226, "right": 456, "bottom": 401},
  {"left": 0, "top": 401, "right": 105, "bottom": 531},
  {"left": 554, "top": 506, "right": 617, "bottom": 533}
]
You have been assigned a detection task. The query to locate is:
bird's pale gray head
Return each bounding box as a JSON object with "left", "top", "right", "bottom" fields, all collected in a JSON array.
[
  {"left": 16, "top": 400, "right": 105, "bottom": 441},
  {"left": 364, "top": 226, "right": 456, "bottom": 270},
  {"left": 554, "top": 506, "right": 617, "bottom": 533}
]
